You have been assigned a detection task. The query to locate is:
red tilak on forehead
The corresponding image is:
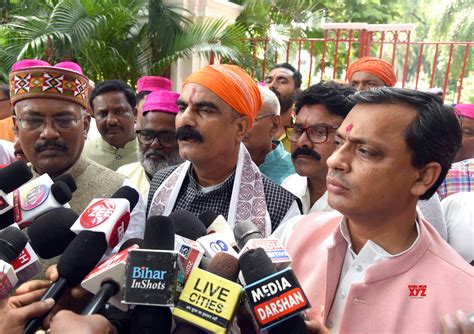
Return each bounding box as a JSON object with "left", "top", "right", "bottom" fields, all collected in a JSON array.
[
  {"left": 346, "top": 123, "right": 354, "bottom": 132},
  {"left": 189, "top": 88, "right": 197, "bottom": 104}
]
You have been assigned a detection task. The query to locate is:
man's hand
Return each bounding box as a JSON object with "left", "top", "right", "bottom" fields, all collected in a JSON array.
[
  {"left": 441, "top": 311, "right": 474, "bottom": 334},
  {"left": 49, "top": 310, "right": 118, "bottom": 334},
  {"left": 0, "top": 288, "right": 55, "bottom": 334}
]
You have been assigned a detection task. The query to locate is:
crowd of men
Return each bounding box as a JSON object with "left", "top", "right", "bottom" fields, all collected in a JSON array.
[{"left": 0, "top": 55, "right": 472, "bottom": 334}]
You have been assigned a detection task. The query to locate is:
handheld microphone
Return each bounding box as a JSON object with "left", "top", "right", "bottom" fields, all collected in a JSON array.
[
  {"left": 0, "top": 225, "right": 28, "bottom": 298},
  {"left": 127, "top": 216, "right": 176, "bottom": 334},
  {"left": 173, "top": 252, "right": 243, "bottom": 333},
  {"left": 70, "top": 186, "right": 139, "bottom": 249},
  {"left": 170, "top": 210, "right": 206, "bottom": 279},
  {"left": 0, "top": 160, "right": 33, "bottom": 215},
  {"left": 12, "top": 173, "right": 74, "bottom": 228},
  {"left": 196, "top": 233, "right": 238, "bottom": 259},
  {"left": 24, "top": 230, "right": 108, "bottom": 334},
  {"left": 198, "top": 211, "right": 237, "bottom": 247},
  {"left": 235, "top": 221, "right": 292, "bottom": 269},
  {"left": 118, "top": 238, "right": 143, "bottom": 252},
  {"left": 27, "top": 207, "right": 79, "bottom": 259},
  {"left": 52, "top": 173, "right": 77, "bottom": 193},
  {"left": 239, "top": 248, "right": 310, "bottom": 333}
]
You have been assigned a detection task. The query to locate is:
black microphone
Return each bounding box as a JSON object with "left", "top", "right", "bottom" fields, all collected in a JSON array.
[
  {"left": 170, "top": 210, "right": 207, "bottom": 240},
  {"left": 239, "top": 248, "right": 309, "bottom": 334},
  {"left": 118, "top": 238, "right": 144, "bottom": 252},
  {"left": 27, "top": 207, "right": 78, "bottom": 259},
  {"left": 52, "top": 173, "right": 77, "bottom": 193},
  {"left": 0, "top": 160, "right": 33, "bottom": 219},
  {"left": 129, "top": 215, "right": 175, "bottom": 334},
  {"left": 24, "top": 230, "right": 108, "bottom": 334},
  {"left": 50, "top": 181, "right": 73, "bottom": 205}
]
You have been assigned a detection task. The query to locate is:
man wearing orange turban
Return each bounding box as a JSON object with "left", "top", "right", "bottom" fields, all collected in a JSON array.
[
  {"left": 347, "top": 57, "right": 397, "bottom": 91},
  {"left": 147, "top": 64, "right": 301, "bottom": 236}
]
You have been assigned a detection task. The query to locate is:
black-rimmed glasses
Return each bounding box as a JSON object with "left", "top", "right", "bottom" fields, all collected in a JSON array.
[
  {"left": 136, "top": 130, "right": 176, "bottom": 147},
  {"left": 285, "top": 124, "right": 340, "bottom": 144}
]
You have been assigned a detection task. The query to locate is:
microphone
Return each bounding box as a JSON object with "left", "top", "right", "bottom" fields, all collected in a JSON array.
[
  {"left": 173, "top": 252, "right": 243, "bottom": 333},
  {"left": 24, "top": 230, "right": 108, "bottom": 334},
  {"left": 126, "top": 215, "right": 176, "bottom": 334},
  {"left": 169, "top": 210, "right": 205, "bottom": 280},
  {"left": 198, "top": 211, "right": 237, "bottom": 247},
  {"left": 235, "top": 221, "right": 292, "bottom": 269},
  {"left": 0, "top": 160, "right": 33, "bottom": 215},
  {"left": 0, "top": 225, "right": 28, "bottom": 298},
  {"left": 239, "top": 248, "right": 310, "bottom": 333},
  {"left": 118, "top": 238, "right": 144, "bottom": 252},
  {"left": 52, "top": 173, "right": 77, "bottom": 193},
  {"left": 12, "top": 173, "right": 74, "bottom": 228},
  {"left": 27, "top": 207, "right": 79, "bottom": 259},
  {"left": 70, "top": 186, "right": 139, "bottom": 249},
  {"left": 196, "top": 233, "right": 238, "bottom": 259}
]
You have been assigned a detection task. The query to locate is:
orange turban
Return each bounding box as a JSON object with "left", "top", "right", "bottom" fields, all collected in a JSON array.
[
  {"left": 347, "top": 57, "right": 397, "bottom": 87},
  {"left": 183, "top": 64, "right": 262, "bottom": 127}
]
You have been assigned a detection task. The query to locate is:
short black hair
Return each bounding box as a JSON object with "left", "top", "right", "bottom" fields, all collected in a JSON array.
[
  {"left": 350, "top": 88, "right": 462, "bottom": 199},
  {"left": 90, "top": 80, "right": 136, "bottom": 109},
  {"left": 273, "top": 63, "right": 302, "bottom": 89},
  {"left": 295, "top": 81, "right": 356, "bottom": 119},
  {"left": 136, "top": 90, "right": 151, "bottom": 105},
  {"left": 0, "top": 84, "right": 10, "bottom": 99}
]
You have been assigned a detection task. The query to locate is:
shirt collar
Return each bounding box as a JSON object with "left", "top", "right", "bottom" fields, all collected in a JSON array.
[
  {"left": 187, "top": 166, "right": 236, "bottom": 194},
  {"left": 339, "top": 217, "right": 421, "bottom": 259}
]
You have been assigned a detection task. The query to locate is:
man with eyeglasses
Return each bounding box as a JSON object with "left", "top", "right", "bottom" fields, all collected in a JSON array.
[
  {"left": 117, "top": 90, "right": 182, "bottom": 200},
  {"left": 9, "top": 60, "right": 145, "bottom": 248},
  {"left": 243, "top": 85, "right": 295, "bottom": 185},
  {"left": 282, "top": 82, "right": 356, "bottom": 214},
  {"left": 83, "top": 80, "right": 139, "bottom": 171}
]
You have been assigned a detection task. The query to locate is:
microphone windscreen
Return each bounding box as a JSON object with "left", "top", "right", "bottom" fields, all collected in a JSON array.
[
  {"left": 206, "top": 252, "right": 239, "bottom": 282},
  {"left": 130, "top": 306, "right": 172, "bottom": 334},
  {"left": 0, "top": 160, "right": 33, "bottom": 193},
  {"left": 0, "top": 225, "right": 28, "bottom": 263},
  {"left": 170, "top": 210, "right": 207, "bottom": 240},
  {"left": 57, "top": 230, "right": 107, "bottom": 285},
  {"left": 118, "top": 238, "right": 143, "bottom": 252},
  {"left": 50, "top": 181, "right": 72, "bottom": 205},
  {"left": 239, "top": 248, "right": 277, "bottom": 284},
  {"left": 111, "top": 186, "right": 139, "bottom": 212},
  {"left": 234, "top": 221, "right": 264, "bottom": 250},
  {"left": 27, "top": 207, "right": 78, "bottom": 259},
  {"left": 52, "top": 174, "right": 77, "bottom": 193},
  {"left": 143, "top": 215, "right": 175, "bottom": 250},
  {"left": 0, "top": 209, "right": 14, "bottom": 229},
  {"left": 198, "top": 210, "right": 220, "bottom": 228}
]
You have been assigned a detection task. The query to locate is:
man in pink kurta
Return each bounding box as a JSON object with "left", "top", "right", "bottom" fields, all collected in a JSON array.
[{"left": 275, "top": 88, "right": 474, "bottom": 333}]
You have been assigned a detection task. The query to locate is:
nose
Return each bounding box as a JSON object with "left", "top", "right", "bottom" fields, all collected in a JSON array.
[
  {"left": 106, "top": 112, "right": 119, "bottom": 126},
  {"left": 326, "top": 143, "right": 350, "bottom": 173},
  {"left": 39, "top": 118, "right": 60, "bottom": 140},
  {"left": 296, "top": 128, "right": 313, "bottom": 149},
  {"left": 149, "top": 137, "right": 164, "bottom": 149},
  {"left": 176, "top": 105, "right": 197, "bottom": 129},
  {"left": 356, "top": 83, "right": 366, "bottom": 91}
]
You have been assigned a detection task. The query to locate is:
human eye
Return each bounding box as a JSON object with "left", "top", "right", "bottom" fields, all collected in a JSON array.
[
  {"left": 357, "top": 146, "right": 376, "bottom": 157},
  {"left": 293, "top": 126, "right": 304, "bottom": 135},
  {"left": 312, "top": 127, "right": 327, "bottom": 137},
  {"left": 54, "top": 116, "right": 76, "bottom": 129},
  {"left": 334, "top": 137, "right": 343, "bottom": 148},
  {"left": 23, "top": 117, "right": 44, "bottom": 128}
]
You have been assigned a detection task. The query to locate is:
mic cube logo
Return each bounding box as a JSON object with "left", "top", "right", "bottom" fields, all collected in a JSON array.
[
  {"left": 408, "top": 284, "right": 427, "bottom": 298},
  {"left": 80, "top": 199, "right": 115, "bottom": 228},
  {"left": 11, "top": 248, "right": 31, "bottom": 268},
  {"left": 210, "top": 240, "right": 228, "bottom": 253},
  {"left": 20, "top": 184, "right": 49, "bottom": 211}
]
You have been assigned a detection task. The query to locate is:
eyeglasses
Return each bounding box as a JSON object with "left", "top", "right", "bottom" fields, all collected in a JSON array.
[
  {"left": 136, "top": 130, "right": 176, "bottom": 147},
  {"left": 16, "top": 116, "right": 83, "bottom": 131},
  {"left": 285, "top": 124, "right": 340, "bottom": 144},
  {"left": 254, "top": 113, "right": 276, "bottom": 122}
]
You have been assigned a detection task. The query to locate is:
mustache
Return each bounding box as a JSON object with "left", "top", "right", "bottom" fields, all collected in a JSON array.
[
  {"left": 144, "top": 149, "right": 167, "bottom": 159},
  {"left": 175, "top": 126, "right": 204, "bottom": 142},
  {"left": 33, "top": 140, "right": 68, "bottom": 153},
  {"left": 292, "top": 147, "right": 321, "bottom": 161},
  {"left": 327, "top": 170, "right": 352, "bottom": 188}
]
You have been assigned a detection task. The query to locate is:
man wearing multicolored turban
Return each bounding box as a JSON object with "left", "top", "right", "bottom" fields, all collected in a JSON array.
[
  {"left": 147, "top": 64, "right": 301, "bottom": 235},
  {"left": 347, "top": 56, "right": 397, "bottom": 91},
  {"left": 9, "top": 59, "right": 145, "bottom": 250}
]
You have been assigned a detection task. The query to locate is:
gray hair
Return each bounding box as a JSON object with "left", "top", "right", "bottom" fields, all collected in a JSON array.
[{"left": 258, "top": 85, "right": 280, "bottom": 115}]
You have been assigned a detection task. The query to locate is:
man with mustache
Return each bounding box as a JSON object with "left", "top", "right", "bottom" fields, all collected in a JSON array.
[
  {"left": 282, "top": 82, "right": 356, "bottom": 214},
  {"left": 84, "top": 80, "right": 139, "bottom": 171},
  {"left": 147, "top": 64, "right": 301, "bottom": 235},
  {"left": 117, "top": 90, "right": 182, "bottom": 200},
  {"left": 274, "top": 89, "right": 473, "bottom": 333},
  {"left": 243, "top": 85, "right": 295, "bottom": 185},
  {"left": 10, "top": 60, "right": 145, "bottom": 249},
  {"left": 264, "top": 63, "right": 303, "bottom": 152}
]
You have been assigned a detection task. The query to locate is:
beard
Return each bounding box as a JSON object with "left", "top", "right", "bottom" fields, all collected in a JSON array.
[{"left": 138, "top": 147, "right": 183, "bottom": 177}]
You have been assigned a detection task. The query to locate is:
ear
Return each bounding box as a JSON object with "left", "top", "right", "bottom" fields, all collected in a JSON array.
[
  {"left": 134, "top": 107, "right": 138, "bottom": 123},
  {"left": 83, "top": 113, "right": 91, "bottom": 139},
  {"left": 270, "top": 115, "right": 281, "bottom": 137},
  {"left": 410, "top": 162, "right": 442, "bottom": 197},
  {"left": 235, "top": 115, "right": 250, "bottom": 142}
]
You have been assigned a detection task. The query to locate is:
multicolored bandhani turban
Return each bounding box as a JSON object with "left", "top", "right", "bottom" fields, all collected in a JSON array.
[
  {"left": 347, "top": 57, "right": 397, "bottom": 87},
  {"left": 143, "top": 90, "right": 180, "bottom": 114},
  {"left": 9, "top": 60, "right": 89, "bottom": 108},
  {"left": 183, "top": 64, "right": 262, "bottom": 127},
  {"left": 137, "top": 76, "right": 172, "bottom": 93},
  {"left": 455, "top": 104, "right": 474, "bottom": 120}
]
